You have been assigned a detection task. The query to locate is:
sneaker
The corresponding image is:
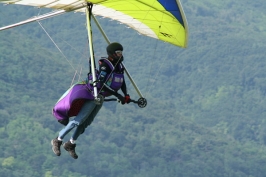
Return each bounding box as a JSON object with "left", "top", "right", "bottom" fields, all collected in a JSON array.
[
  {"left": 63, "top": 141, "right": 78, "bottom": 159},
  {"left": 51, "top": 138, "right": 62, "bottom": 156}
]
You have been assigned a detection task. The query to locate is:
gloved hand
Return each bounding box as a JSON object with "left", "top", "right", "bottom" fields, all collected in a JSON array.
[
  {"left": 116, "top": 94, "right": 125, "bottom": 104},
  {"left": 58, "top": 119, "right": 69, "bottom": 126},
  {"left": 124, "top": 94, "right": 130, "bottom": 104}
]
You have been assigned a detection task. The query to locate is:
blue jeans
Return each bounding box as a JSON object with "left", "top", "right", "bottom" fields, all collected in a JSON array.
[{"left": 58, "top": 100, "right": 102, "bottom": 140}]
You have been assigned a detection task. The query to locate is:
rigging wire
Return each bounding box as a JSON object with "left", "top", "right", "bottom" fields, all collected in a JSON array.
[
  {"left": 36, "top": 17, "right": 91, "bottom": 86},
  {"left": 145, "top": 38, "right": 159, "bottom": 94},
  {"left": 146, "top": 42, "right": 173, "bottom": 95},
  {"left": 37, "top": 20, "right": 76, "bottom": 72},
  {"left": 143, "top": 0, "right": 174, "bottom": 97},
  {"left": 36, "top": 7, "right": 89, "bottom": 86}
]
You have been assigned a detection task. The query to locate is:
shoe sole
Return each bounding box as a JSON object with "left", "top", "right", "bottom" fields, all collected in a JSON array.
[{"left": 51, "top": 140, "right": 61, "bottom": 156}]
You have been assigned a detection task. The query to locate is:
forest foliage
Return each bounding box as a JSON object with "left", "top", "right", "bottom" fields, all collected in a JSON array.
[{"left": 0, "top": 1, "right": 266, "bottom": 177}]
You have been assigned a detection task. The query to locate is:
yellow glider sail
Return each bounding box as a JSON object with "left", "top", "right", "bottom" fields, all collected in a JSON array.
[{"left": 0, "top": 0, "right": 188, "bottom": 47}]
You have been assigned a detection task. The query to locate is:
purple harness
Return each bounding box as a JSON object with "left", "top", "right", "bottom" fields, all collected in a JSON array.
[
  {"left": 87, "top": 58, "right": 124, "bottom": 97},
  {"left": 53, "top": 58, "right": 124, "bottom": 120}
]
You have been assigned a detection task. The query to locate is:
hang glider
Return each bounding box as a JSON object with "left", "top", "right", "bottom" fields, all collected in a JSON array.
[
  {"left": 0, "top": 0, "right": 188, "bottom": 48},
  {"left": 0, "top": 0, "right": 189, "bottom": 108}
]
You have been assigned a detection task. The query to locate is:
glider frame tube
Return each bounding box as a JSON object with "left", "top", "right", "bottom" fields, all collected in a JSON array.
[
  {"left": 0, "top": 4, "right": 85, "bottom": 31},
  {"left": 92, "top": 14, "right": 144, "bottom": 99},
  {"left": 0, "top": 10, "right": 66, "bottom": 31},
  {"left": 85, "top": 4, "right": 98, "bottom": 98}
]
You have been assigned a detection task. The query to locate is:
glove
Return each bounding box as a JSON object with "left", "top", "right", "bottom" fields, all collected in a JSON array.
[
  {"left": 116, "top": 94, "right": 125, "bottom": 104},
  {"left": 58, "top": 119, "right": 69, "bottom": 126},
  {"left": 124, "top": 94, "right": 130, "bottom": 104}
]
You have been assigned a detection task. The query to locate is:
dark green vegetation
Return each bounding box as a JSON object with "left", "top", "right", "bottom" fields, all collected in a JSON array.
[{"left": 1, "top": 1, "right": 266, "bottom": 176}]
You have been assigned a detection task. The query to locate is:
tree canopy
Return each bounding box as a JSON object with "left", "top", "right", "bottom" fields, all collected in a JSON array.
[{"left": 1, "top": 1, "right": 266, "bottom": 176}]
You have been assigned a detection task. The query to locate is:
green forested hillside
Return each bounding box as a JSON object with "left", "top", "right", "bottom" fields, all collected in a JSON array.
[{"left": 1, "top": 1, "right": 266, "bottom": 177}]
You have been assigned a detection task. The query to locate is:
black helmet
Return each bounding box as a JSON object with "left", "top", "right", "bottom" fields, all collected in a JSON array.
[
  {"left": 106, "top": 42, "right": 123, "bottom": 56},
  {"left": 106, "top": 42, "right": 124, "bottom": 64}
]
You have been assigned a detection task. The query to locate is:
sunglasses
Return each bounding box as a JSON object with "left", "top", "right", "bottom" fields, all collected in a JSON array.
[{"left": 115, "top": 50, "right": 123, "bottom": 55}]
